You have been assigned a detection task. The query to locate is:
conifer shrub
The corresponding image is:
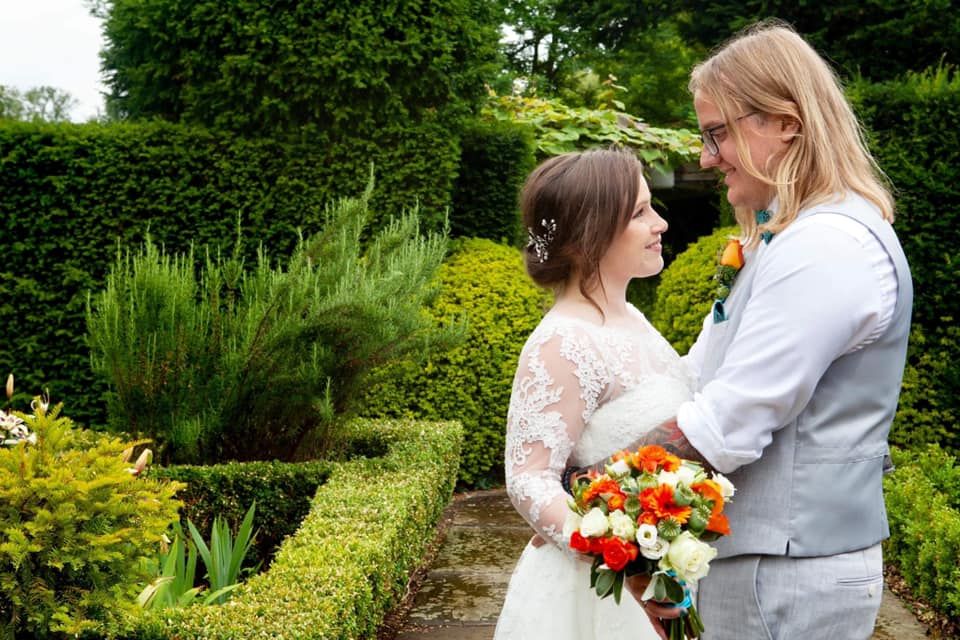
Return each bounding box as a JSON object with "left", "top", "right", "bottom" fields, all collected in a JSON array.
[
  {"left": 0, "top": 119, "right": 458, "bottom": 429},
  {"left": 86, "top": 179, "right": 462, "bottom": 464},
  {"left": 359, "top": 238, "right": 551, "bottom": 486},
  {"left": 0, "top": 400, "right": 182, "bottom": 638},
  {"left": 650, "top": 226, "right": 738, "bottom": 353}
]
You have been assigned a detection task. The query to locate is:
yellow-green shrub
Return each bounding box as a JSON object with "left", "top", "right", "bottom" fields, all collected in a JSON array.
[
  {"left": 0, "top": 403, "right": 182, "bottom": 638},
  {"left": 884, "top": 445, "right": 960, "bottom": 620},
  {"left": 359, "top": 238, "right": 552, "bottom": 486},
  {"left": 650, "top": 226, "right": 738, "bottom": 353}
]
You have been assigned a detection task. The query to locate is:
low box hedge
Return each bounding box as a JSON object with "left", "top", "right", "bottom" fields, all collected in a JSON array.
[
  {"left": 153, "top": 460, "right": 334, "bottom": 568},
  {"left": 883, "top": 444, "right": 960, "bottom": 621},
  {"left": 111, "top": 417, "right": 462, "bottom": 639}
]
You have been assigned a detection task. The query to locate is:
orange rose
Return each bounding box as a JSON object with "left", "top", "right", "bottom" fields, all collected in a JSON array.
[
  {"left": 569, "top": 531, "right": 593, "bottom": 554},
  {"left": 602, "top": 536, "right": 639, "bottom": 572},
  {"left": 720, "top": 239, "right": 745, "bottom": 270}
]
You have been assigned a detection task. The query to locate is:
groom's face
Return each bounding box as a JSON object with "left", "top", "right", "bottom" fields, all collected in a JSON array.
[{"left": 694, "top": 91, "right": 790, "bottom": 211}]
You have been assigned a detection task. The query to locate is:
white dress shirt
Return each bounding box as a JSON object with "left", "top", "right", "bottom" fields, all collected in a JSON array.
[{"left": 679, "top": 210, "right": 898, "bottom": 474}]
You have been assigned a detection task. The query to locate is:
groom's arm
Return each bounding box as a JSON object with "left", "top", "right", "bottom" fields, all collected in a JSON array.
[{"left": 560, "top": 417, "right": 713, "bottom": 493}]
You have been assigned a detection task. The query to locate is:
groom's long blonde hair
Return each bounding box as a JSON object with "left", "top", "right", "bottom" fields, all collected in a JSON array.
[{"left": 689, "top": 20, "right": 894, "bottom": 247}]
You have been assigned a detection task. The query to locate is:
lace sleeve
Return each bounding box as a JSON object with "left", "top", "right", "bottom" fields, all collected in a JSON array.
[{"left": 504, "top": 325, "right": 608, "bottom": 548}]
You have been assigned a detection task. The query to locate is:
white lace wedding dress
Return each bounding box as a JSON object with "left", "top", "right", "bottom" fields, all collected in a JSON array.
[{"left": 494, "top": 306, "right": 693, "bottom": 639}]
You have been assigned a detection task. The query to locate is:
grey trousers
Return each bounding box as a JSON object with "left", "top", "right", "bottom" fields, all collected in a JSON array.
[{"left": 697, "top": 544, "right": 883, "bottom": 640}]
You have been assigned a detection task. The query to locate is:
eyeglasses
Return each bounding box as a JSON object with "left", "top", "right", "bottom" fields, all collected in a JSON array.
[{"left": 700, "top": 112, "right": 758, "bottom": 156}]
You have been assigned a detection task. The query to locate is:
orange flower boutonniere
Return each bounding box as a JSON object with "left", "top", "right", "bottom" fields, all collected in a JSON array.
[{"left": 715, "top": 238, "right": 744, "bottom": 301}]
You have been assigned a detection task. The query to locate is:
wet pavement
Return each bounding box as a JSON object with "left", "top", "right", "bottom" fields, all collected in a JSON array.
[{"left": 393, "top": 489, "right": 929, "bottom": 640}]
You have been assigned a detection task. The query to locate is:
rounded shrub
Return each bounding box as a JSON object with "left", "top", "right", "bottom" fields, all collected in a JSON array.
[
  {"left": 650, "top": 226, "right": 738, "bottom": 353},
  {"left": 358, "top": 238, "right": 551, "bottom": 487},
  {"left": 0, "top": 401, "right": 182, "bottom": 638}
]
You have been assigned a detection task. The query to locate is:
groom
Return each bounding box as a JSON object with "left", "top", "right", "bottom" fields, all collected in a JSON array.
[{"left": 566, "top": 22, "right": 913, "bottom": 640}]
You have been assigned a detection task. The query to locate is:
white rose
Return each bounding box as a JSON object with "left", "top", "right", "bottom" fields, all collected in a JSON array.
[
  {"left": 713, "top": 473, "right": 736, "bottom": 500},
  {"left": 676, "top": 464, "right": 699, "bottom": 487},
  {"left": 606, "top": 459, "right": 631, "bottom": 477},
  {"left": 641, "top": 537, "right": 670, "bottom": 560},
  {"left": 657, "top": 471, "right": 679, "bottom": 488},
  {"left": 608, "top": 510, "right": 636, "bottom": 540},
  {"left": 562, "top": 510, "right": 582, "bottom": 540},
  {"left": 663, "top": 531, "right": 717, "bottom": 583},
  {"left": 580, "top": 507, "right": 610, "bottom": 537}
]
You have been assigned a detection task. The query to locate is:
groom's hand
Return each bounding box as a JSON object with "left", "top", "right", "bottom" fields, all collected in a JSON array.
[{"left": 625, "top": 574, "right": 683, "bottom": 640}]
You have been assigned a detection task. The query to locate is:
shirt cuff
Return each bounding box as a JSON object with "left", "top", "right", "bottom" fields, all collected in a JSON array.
[{"left": 677, "top": 396, "right": 759, "bottom": 474}]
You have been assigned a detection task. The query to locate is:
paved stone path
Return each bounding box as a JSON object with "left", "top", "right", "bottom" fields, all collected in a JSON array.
[{"left": 394, "top": 489, "right": 928, "bottom": 640}]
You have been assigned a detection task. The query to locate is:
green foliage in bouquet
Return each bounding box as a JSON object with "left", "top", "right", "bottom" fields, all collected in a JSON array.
[
  {"left": 87, "top": 176, "right": 462, "bottom": 464},
  {"left": 359, "top": 238, "right": 551, "bottom": 486},
  {"left": 0, "top": 399, "right": 182, "bottom": 638},
  {"left": 650, "top": 226, "right": 739, "bottom": 353}
]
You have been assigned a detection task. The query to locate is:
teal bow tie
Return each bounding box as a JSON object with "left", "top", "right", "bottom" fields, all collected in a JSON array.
[{"left": 757, "top": 209, "right": 774, "bottom": 244}]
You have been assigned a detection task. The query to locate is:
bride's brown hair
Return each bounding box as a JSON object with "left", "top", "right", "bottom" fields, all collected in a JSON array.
[{"left": 520, "top": 148, "right": 643, "bottom": 310}]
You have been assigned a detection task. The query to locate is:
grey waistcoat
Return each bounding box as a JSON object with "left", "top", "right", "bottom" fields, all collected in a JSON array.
[{"left": 701, "top": 195, "right": 913, "bottom": 558}]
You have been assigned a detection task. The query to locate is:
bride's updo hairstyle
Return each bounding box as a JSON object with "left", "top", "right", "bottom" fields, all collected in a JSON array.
[{"left": 520, "top": 147, "right": 642, "bottom": 306}]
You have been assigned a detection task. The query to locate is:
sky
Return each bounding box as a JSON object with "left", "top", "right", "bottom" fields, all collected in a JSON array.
[{"left": 1, "top": 1, "right": 106, "bottom": 121}]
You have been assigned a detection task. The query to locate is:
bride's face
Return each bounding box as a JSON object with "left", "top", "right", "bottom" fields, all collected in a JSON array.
[{"left": 600, "top": 178, "right": 667, "bottom": 282}]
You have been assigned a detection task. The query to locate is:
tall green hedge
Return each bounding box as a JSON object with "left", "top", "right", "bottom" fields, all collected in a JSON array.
[
  {"left": 100, "top": 0, "right": 500, "bottom": 138},
  {"left": 450, "top": 118, "right": 536, "bottom": 245},
  {"left": 851, "top": 68, "right": 960, "bottom": 452},
  {"left": 0, "top": 119, "right": 458, "bottom": 427},
  {"left": 358, "top": 238, "right": 551, "bottom": 486}
]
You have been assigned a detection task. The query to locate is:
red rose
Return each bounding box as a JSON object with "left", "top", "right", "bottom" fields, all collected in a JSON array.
[
  {"left": 601, "top": 536, "right": 639, "bottom": 572},
  {"left": 569, "top": 531, "right": 592, "bottom": 554}
]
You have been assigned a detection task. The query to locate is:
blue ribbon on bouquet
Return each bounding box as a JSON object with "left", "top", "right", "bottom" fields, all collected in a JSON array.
[{"left": 664, "top": 570, "right": 693, "bottom": 612}]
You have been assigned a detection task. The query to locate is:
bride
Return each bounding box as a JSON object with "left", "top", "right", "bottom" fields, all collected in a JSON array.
[{"left": 495, "top": 148, "right": 693, "bottom": 640}]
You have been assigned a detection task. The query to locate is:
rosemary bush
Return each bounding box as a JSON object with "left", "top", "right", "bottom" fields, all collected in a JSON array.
[{"left": 87, "top": 180, "right": 462, "bottom": 464}]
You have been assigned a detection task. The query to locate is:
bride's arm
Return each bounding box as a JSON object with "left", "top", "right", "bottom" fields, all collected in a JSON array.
[
  {"left": 561, "top": 418, "right": 713, "bottom": 493},
  {"left": 505, "top": 330, "right": 604, "bottom": 549}
]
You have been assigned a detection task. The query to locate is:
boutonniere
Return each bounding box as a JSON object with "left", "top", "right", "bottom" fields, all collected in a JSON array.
[
  {"left": 712, "top": 239, "right": 744, "bottom": 323},
  {"left": 711, "top": 210, "right": 775, "bottom": 323},
  {"left": 714, "top": 239, "right": 744, "bottom": 301}
]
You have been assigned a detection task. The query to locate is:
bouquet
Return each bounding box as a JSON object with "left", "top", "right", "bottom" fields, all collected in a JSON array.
[{"left": 566, "top": 445, "right": 735, "bottom": 640}]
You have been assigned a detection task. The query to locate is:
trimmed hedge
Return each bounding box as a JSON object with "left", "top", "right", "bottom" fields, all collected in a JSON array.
[
  {"left": 153, "top": 460, "right": 333, "bottom": 568},
  {"left": 112, "top": 418, "right": 463, "bottom": 639},
  {"left": 851, "top": 69, "right": 960, "bottom": 453},
  {"left": 649, "top": 226, "right": 738, "bottom": 353},
  {"left": 101, "top": 0, "right": 500, "bottom": 138},
  {"left": 884, "top": 445, "right": 960, "bottom": 621},
  {"left": 359, "top": 238, "right": 552, "bottom": 486},
  {"left": 0, "top": 119, "right": 458, "bottom": 427},
  {"left": 450, "top": 118, "right": 536, "bottom": 245}
]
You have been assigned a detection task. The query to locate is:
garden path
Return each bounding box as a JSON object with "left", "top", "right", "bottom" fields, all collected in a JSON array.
[{"left": 391, "top": 489, "right": 929, "bottom": 640}]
